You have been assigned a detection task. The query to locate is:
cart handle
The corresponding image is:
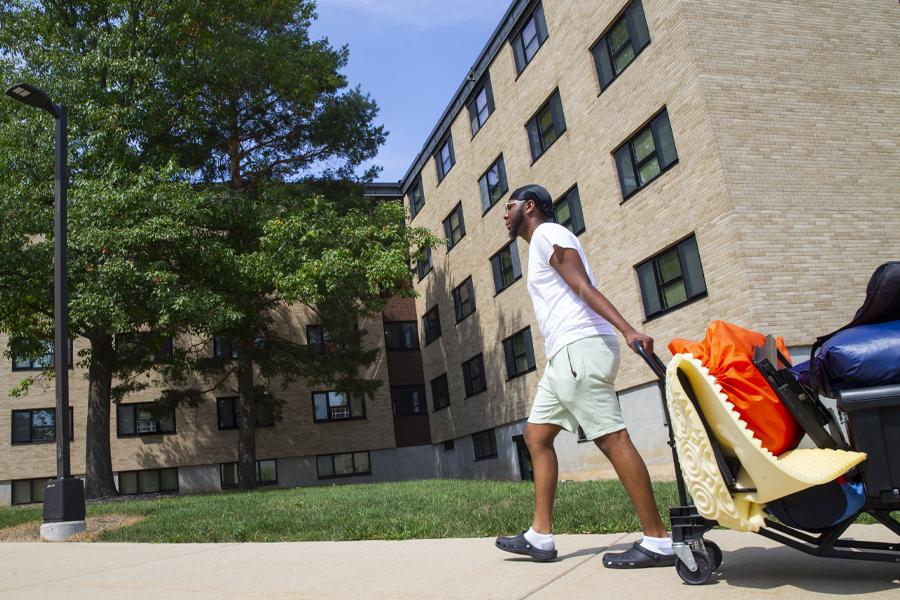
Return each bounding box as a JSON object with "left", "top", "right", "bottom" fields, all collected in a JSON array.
[{"left": 632, "top": 340, "right": 667, "bottom": 382}]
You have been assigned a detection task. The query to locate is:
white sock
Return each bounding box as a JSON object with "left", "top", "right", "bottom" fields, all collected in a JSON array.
[
  {"left": 639, "top": 535, "right": 674, "bottom": 555},
  {"left": 524, "top": 527, "right": 555, "bottom": 550}
]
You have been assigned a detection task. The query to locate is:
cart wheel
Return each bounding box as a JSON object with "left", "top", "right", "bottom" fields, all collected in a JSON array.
[
  {"left": 704, "top": 540, "right": 723, "bottom": 570},
  {"left": 676, "top": 551, "right": 713, "bottom": 585}
]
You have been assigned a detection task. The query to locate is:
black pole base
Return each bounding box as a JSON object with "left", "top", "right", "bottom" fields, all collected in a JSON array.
[{"left": 42, "top": 477, "right": 86, "bottom": 523}]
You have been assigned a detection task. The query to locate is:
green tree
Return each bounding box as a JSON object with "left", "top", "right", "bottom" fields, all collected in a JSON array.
[{"left": 0, "top": 0, "right": 436, "bottom": 494}]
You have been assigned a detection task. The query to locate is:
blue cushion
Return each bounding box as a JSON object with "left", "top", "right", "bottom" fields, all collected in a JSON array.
[{"left": 817, "top": 320, "right": 900, "bottom": 392}]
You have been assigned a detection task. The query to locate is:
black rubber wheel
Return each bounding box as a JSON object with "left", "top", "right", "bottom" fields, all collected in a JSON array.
[
  {"left": 676, "top": 550, "right": 713, "bottom": 585},
  {"left": 704, "top": 540, "right": 723, "bottom": 570}
]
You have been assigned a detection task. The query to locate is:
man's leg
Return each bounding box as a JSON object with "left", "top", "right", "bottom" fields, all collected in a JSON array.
[
  {"left": 594, "top": 429, "right": 667, "bottom": 537},
  {"left": 495, "top": 421, "right": 562, "bottom": 561},
  {"left": 525, "top": 422, "right": 562, "bottom": 534}
]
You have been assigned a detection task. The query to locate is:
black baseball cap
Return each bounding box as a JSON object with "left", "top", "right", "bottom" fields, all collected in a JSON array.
[{"left": 510, "top": 184, "right": 554, "bottom": 220}]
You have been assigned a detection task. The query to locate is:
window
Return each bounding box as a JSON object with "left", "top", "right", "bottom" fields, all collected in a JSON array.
[
  {"left": 503, "top": 328, "right": 537, "bottom": 379},
  {"left": 118, "top": 468, "right": 178, "bottom": 495},
  {"left": 614, "top": 109, "right": 678, "bottom": 200},
  {"left": 416, "top": 246, "right": 433, "bottom": 281},
  {"left": 408, "top": 176, "right": 425, "bottom": 219},
  {"left": 467, "top": 77, "right": 495, "bottom": 136},
  {"left": 462, "top": 353, "right": 487, "bottom": 397},
  {"left": 479, "top": 155, "right": 509, "bottom": 213},
  {"left": 443, "top": 440, "right": 455, "bottom": 451},
  {"left": 423, "top": 306, "right": 442, "bottom": 345},
  {"left": 473, "top": 428, "right": 498, "bottom": 460},
  {"left": 431, "top": 373, "right": 450, "bottom": 411},
  {"left": 216, "top": 396, "right": 273, "bottom": 430},
  {"left": 11, "top": 408, "right": 73, "bottom": 444},
  {"left": 443, "top": 203, "right": 466, "bottom": 250},
  {"left": 490, "top": 240, "right": 523, "bottom": 294},
  {"left": 554, "top": 186, "right": 586, "bottom": 235},
  {"left": 220, "top": 460, "right": 278, "bottom": 488},
  {"left": 212, "top": 336, "right": 238, "bottom": 360},
  {"left": 592, "top": 0, "right": 651, "bottom": 92},
  {"left": 312, "top": 391, "right": 365, "bottom": 422},
  {"left": 526, "top": 89, "right": 566, "bottom": 162},
  {"left": 11, "top": 478, "right": 51, "bottom": 505},
  {"left": 434, "top": 134, "right": 455, "bottom": 182},
  {"left": 384, "top": 321, "right": 419, "bottom": 351},
  {"left": 391, "top": 385, "right": 426, "bottom": 416},
  {"left": 12, "top": 339, "right": 73, "bottom": 370},
  {"left": 316, "top": 451, "right": 371, "bottom": 479},
  {"left": 307, "top": 325, "right": 335, "bottom": 353},
  {"left": 512, "top": 2, "right": 549, "bottom": 74},
  {"left": 636, "top": 235, "right": 707, "bottom": 319},
  {"left": 115, "top": 332, "right": 173, "bottom": 363},
  {"left": 117, "top": 402, "right": 176, "bottom": 437},
  {"left": 452, "top": 277, "right": 476, "bottom": 323}
]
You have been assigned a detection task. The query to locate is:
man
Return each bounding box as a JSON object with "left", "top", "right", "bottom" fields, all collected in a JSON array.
[{"left": 495, "top": 184, "right": 675, "bottom": 568}]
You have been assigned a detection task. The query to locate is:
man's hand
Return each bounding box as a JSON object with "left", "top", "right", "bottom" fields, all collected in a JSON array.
[{"left": 624, "top": 330, "right": 654, "bottom": 355}]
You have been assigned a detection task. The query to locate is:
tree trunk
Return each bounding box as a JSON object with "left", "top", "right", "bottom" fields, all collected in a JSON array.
[
  {"left": 84, "top": 334, "right": 118, "bottom": 498},
  {"left": 236, "top": 342, "right": 257, "bottom": 490}
]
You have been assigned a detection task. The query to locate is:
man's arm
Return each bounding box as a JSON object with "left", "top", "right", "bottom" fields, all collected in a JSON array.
[{"left": 549, "top": 244, "right": 653, "bottom": 354}]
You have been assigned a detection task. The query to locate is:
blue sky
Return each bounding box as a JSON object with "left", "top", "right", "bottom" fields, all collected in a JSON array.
[{"left": 310, "top": 0, "right": 511, "bottom": 183}]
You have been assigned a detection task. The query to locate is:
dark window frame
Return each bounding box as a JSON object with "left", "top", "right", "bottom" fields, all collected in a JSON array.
[
  {"left": 116, "top": 402, "right": 176, "bottom": 437},
  {"left": 443, "top": 202, "right": 467, "bottom": 251},
  {"left": 219, "top": 459, "right": 278, "bottom": 488},
  {"left": 422, "top": 306, "right": 442, "bottom": 346},
  {"left": 452, "top": 277, "right": 476, "bottom": 323},
  {"left": 212, "top": 336, "right": 238, "bottom": 361},
  {"left": 11, "top": 338, "right": 74, "bottom": 371},
  {"left": 114, "top": 331, "right": 173, "bottom": 364},
  {"left": 316, "top": 451, "right": 371, "bottom": 480},
  {"left": 312, "top": 390, "right": 366, "bottom": 423},
  {"left": 490, "top": 239, "right": 523, "bottom": 295},
  {"left": 511, "top": 2, "right": 549, "bottom": 75},
  {"left": 614, "top": 108, "right": 678, "bottom": 201},
  {"left": 434, "top": 134, "right": 456, "bottom": 183},
  {"left": 306, "top": 325, "right": 335, "bottom": 353},
  {"left": 416, "top": 246, "right": 433, "bottom": 281},
  {"left": 467, "top": 77, "right": 496, "bottom": 137},
  {"left": 553, "top": 185, "right": 586, "bottom": 236},
  {"left": 391, "top": 384, "right": 427, "bottom": 416},
  {"left": 11, "top": 407, "right": 74, "bottom": 445},
  {"left": 408, "top": 176, "right": 426, "bottom": 220},
  {"left": 431, "top": 373, "right": 450, "bottom": 412},
  {"left": 117, "top": 467, "right": 179, "bottom": 496},
  {"left": 479, "top": 154, "right": 509, "bottom": 215},
  {"left": 384, "top": 321, "right": 420, "bottom": 351},
  {"left": 461, "top": 353, "right": 487, "bottom": 398},
  {"left": 502, "top": 327, "right": 537, "bottom": 380},
  {"left": 473, "top": 428, "right": 498, "bottom": 461},
  {"left": 216, "top": 395, "right": 276, "bottom": 431},
  {"left": 636, "top": 234, "right": 708, "bottom": 321},
  {"left": 526, "top": 89, "right": 567, "bottom": 163},
  {"left": 591, "top": 0, "right": 652, "bottom": 93},
  {"left": 11, "top": 477, "right": 51, "bottom": 505}
]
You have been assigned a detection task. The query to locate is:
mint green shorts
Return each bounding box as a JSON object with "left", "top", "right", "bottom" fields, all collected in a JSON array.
[{"left": 528, "top": 334, "right": 624, "bottom": 440}]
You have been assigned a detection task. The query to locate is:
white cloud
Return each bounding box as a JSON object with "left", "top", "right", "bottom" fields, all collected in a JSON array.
[{"left": 319, "top": 0, "right": 511, "bottom": 29}]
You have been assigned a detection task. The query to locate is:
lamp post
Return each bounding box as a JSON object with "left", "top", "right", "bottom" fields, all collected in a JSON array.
[{"left": 5, "top": 83, "right": 85, "bottom": 540}]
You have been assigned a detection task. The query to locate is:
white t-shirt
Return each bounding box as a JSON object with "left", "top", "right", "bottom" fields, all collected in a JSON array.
[{"left": 526, "top": 222, "right": 614, "bottom": 358}]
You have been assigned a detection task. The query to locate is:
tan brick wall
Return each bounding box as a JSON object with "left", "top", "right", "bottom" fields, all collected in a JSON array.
[
  {"left": 407, "top": 0, "right": 899, "bottom": 443},
  {"left": 0, "top": 306, "right": 397, "bottom": 482}
]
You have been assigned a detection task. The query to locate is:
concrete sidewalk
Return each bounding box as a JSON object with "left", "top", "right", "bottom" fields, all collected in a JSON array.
[{"left": 1, "top": 525, "right": 897, "bottom": 599}]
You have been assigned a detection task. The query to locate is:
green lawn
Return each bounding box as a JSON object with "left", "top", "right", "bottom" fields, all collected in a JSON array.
[
  {"left": 2, "top": 479, "right": 886, "bottom": 543},
  {"left": 0, "top": 479, "right": 679, "bottom": 542}
]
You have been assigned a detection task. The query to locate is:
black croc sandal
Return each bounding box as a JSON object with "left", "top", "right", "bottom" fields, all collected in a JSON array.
[
  {"left": 495, "top": 532, "right": 558, "bottom": 562},
  {"left": 602, "top": 541, "right": 676, "bottom": 569}
]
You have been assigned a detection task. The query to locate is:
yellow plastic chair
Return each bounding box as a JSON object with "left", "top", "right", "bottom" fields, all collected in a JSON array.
[{"left": 665, "top": 353, "right": 867, "bottom": 532}]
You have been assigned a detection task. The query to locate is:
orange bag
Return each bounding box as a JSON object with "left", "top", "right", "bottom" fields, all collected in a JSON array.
[{"left": 668, "top": 321, "right": 802, "bottom": 455}]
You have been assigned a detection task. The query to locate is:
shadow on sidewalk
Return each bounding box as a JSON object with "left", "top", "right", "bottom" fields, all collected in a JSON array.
[{"left": 714, "top": 545, "right": 899, "bottom": 595}]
